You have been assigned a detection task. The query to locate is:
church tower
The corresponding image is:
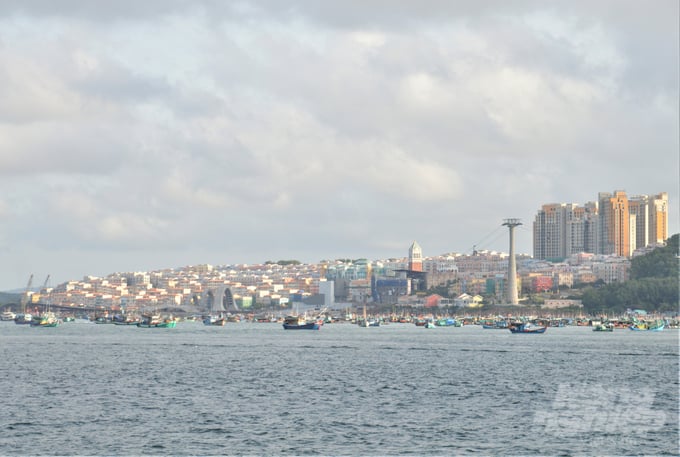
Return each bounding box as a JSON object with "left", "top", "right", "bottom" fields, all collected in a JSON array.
[{"left": 408, "top": 241, "right": 423, "bottom": 272}]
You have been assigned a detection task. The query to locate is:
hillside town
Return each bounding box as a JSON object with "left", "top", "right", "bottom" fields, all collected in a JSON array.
[
  {"left": 16, "top": 188, "right": 670, "bottom": 316},
  {"left": 21, "top": 244, "right": 645, "bottom": 315}
]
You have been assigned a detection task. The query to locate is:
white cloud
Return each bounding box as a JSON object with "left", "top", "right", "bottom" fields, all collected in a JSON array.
[{"left": 0, "top": 0, "right": 677, "bottom": 289}]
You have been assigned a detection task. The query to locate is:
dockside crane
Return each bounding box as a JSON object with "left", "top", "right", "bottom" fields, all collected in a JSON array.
[
  {"left": 40, "top": 274, "right": 51, "bottom": 309},
  {"left": 20, "top": 273, "right": 34, "bottom": 314},
  {"left": 41, "top": 274, "right": 50, "bottom": 293}
]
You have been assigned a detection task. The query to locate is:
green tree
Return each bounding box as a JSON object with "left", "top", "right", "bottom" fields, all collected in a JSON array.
[
  {"left": 630, "top": 234, "right": 678, "bottom": 279},
  {"left": 582, "top": 234, "right": 679, "bottom": 313}
]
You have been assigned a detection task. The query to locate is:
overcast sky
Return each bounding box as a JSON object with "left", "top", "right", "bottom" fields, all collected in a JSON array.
[{"left": 0, "top": 0, "right": 677, "bottom": 290}]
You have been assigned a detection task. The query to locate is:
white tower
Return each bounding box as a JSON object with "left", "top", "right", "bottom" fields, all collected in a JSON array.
[{"left": 502, "top": 219, "right": 522, "bottom": 305}]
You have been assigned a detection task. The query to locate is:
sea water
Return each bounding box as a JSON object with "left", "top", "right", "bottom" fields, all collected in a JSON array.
[{"left": 0, "top": 321, "right": 677, "bottom": 456}]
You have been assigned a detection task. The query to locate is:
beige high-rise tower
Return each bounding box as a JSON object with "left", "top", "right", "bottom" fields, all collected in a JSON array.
[
  {"left": 599, "top": 191, "right": 630, "bottom": 257},
  {"left": 649, "top": 192, "right": 669, "bottom": 244}
]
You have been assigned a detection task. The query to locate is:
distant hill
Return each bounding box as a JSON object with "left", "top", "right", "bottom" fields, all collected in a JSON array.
[
  {"left": 0, "top": 291, "right": 21, "bottom": 306},
  {"left": 581, "top": 234, "right": 679, "bottom": 313}
]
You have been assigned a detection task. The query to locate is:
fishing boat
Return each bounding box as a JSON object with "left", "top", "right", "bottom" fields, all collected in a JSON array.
[
  {"left": 482, "top": 320, "right": 509, "bottom": 329},
  {"left": 31, "top": 312, "right": 59, "bottom": 327},
  {"left": 14, "top": 313, "right": 33, "bottom": 325},
  {"left": 593, "top": 323, "right": 614, "bottom": 332},
  {"left": 436, "top": 318, "right": 459, "bottom": 327},
  {"left": 154, "top": 319, "right": 177, "bottom": 328},
  {"left": 203, "top": 316, "right": 226, "bottom": 326},
  {"left": 137, "top": 319, "right": 177, "bottom": 328},
  {"left": 282, "top": 315, "right": 320, "bottom": 330},
  {"left": 0, "top": 310, "right": 16, "bottom": 321},
  {"left": 137, "top": 314, "right": 177, "bottom": 328},
  {"left": 424, "top": 320, "right": 436, "bottom": 329},
  {"left": 112, "top": 313, "right": 141, "bottom": 325},
  {"left": 629, "top": 319, "right": 665, "bottom": 332},
  {"left": 508, "top": 322, "right": 547, "bottom": 334},
  {"left": 357, "top": 305, "right": 378, "bottom": 327}
]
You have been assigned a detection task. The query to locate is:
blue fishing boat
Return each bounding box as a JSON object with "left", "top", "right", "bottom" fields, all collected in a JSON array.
[
  {"left": 508, "top": 322, "right": 547, "bottom": 334},
  {"left": 482, "top": 320, "right": 508, "bottom": 329},
  {"left": 282, "top": 315, "right": 320, "bottom": 330},
  {"left": 436, "top": 318, "right": 459, "bottom": 327}
]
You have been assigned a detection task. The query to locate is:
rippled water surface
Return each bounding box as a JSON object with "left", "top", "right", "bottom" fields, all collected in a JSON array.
[{"left": 0, "top": 321, "right": 677, "bottom": 455}]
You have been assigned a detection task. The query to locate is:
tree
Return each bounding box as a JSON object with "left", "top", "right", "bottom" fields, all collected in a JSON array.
[
  {"left": 581, "top": 234, "right": 679, "bottom": 313},
  {"left": 630, "top": 234, "right": 679, "bottom": 280}
]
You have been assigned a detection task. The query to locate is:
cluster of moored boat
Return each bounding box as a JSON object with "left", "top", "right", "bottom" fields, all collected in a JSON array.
[
  {"left": 1, "top": 311, "right": 177, "bottom": 328},
  {"left": 3, "top": 311, "right": 60, "bottom": 327},
  {"left": 1, "top": 309, "right": 674, "bottom": 333}
]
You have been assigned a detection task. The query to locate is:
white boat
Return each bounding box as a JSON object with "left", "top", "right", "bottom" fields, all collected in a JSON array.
[{"left": 0, "top": 311, "right": 16, "bottom": 321}]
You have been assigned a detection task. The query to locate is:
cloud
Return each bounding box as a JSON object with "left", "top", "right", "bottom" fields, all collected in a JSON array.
[{"left": 0, "top": 0, "right": 676, "bottom": 289}]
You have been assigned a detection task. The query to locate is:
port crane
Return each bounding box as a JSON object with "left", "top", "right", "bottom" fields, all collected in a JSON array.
[
  {"left": 20, "top": 274, "right": 33, "bottom": 314},
  {"left": 41, "top": 274, "right": 50, "bottom": 293}
]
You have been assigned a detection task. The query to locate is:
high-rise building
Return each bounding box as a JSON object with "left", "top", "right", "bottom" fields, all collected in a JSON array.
[
  {"left": 582, "top": 201, "right": 600, "bottom": 254},
  {"left": 533, "top": 190, "right": 668, "bottom": 259},
  {"left": 533, "top": 203, "right": 598, "bottom": 260},
  {"left": 629, "top": 195, "right": 650, "bottom": 251},
  {"left": 408, "top": 241, "right": 423, "bottom": 272},
  {"left": 649, "top": 192, "right": 669, "bottom": 244},
  {"left": 533, "top": 203, "right": 567, "bottom": 259},
  {"left": 599, "top": 190, "right": 630, "bottom": 257}
]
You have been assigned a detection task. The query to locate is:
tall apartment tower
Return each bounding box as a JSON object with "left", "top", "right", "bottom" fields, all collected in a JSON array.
[
  {"left": 582, "top": 201, "right": 600, "bottom": 254},
  {"left": 649, "top": 192, "right": 669, "bottom": 244},
  {"left": 629, "top": 195, "right": 650, "bottom": 251},
  {"left": 533, "top": 203, "right": 598, "bottom": 259},
  {"left": 598, "top": 191, "right": 630, "bottom": 257},
  {"left": 408, "top": 241, "right": 423, "bottom": 272},
  {"left": 533, "top": 204, "right": 567, "bottom": 259}
]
